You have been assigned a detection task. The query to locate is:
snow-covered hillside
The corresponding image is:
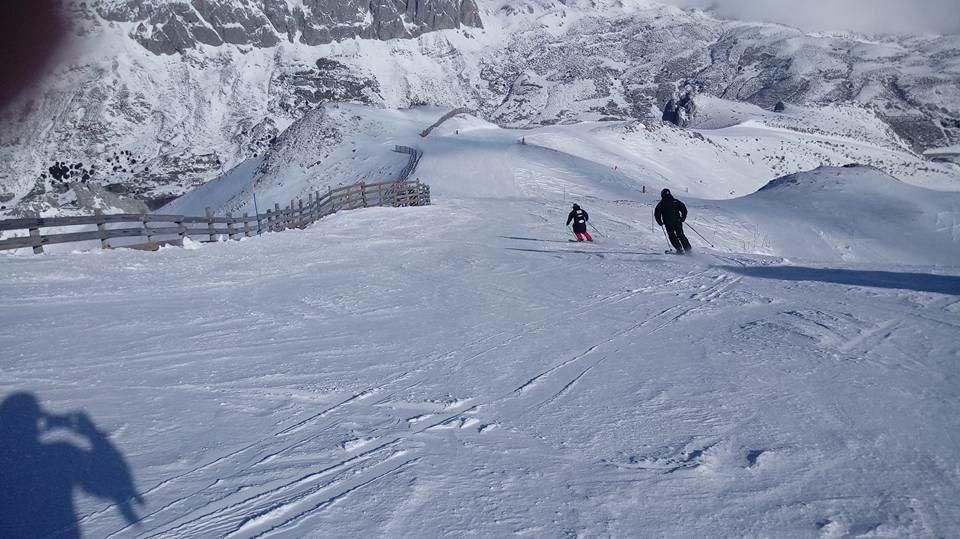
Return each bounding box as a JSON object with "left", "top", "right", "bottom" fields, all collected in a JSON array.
[
  {"left": 3, "top": 167, "right": 959, "bottom": 536},
  {"left": 1, "top": 0, "right": 958, "bottom": 214},
  {"left": 166, "top": 103, "right": 960, "bottom": 218},
  {"left": 723, "top": 165, "right": 960, "bottom": 264}
]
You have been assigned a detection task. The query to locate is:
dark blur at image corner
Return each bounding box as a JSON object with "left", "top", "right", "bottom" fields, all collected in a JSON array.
[{"left": 0, "top": 0, "right": 69, "bottom": 113}]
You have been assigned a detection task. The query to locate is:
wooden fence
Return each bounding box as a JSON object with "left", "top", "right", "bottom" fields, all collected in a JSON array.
[
  {"left": 420, "top": 108, "right": 471, "bottom": 138},
  {"left": 393, "top": 145, "right": 423, "bottom": 182},
  {"left": 0, "top": 179, "right": 431, "bottom": 254}
]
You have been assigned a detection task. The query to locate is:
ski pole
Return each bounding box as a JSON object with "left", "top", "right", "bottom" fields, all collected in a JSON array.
[
  {"left": 685, "top": 222, "right": 715, "bottom": 248},
  {"left": 588, "top": 221, "right": 604, "bottom": 237},
  {"left": 660, "top": 224, "right": 671, "bottom": 248}
]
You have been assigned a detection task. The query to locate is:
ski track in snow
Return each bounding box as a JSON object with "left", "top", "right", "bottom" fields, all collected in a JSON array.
[{"left": 9, "top": 216, "right": 959, "bottom": 536}]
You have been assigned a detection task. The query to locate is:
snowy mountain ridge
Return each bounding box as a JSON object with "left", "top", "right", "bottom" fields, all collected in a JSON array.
[
  {"left": 0, "top": 0, "right": 957, "bottom": 215},
  {"left": 92, "top": 0, "right": 483, "bottom": 54}
]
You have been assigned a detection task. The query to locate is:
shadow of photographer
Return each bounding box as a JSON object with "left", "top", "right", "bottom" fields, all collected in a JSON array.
[{"left": 0, "top": 392, "right": 144, "bottom": 538}]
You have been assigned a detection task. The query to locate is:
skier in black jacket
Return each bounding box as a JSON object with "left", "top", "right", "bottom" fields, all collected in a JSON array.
[
  {"left": 566, "top": 203, "right": 593, "bottom": 242},
  {"left": 655, "top": 189, "right": 692, "bottom": 253}
]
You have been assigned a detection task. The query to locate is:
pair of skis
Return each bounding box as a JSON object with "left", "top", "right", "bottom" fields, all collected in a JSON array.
[{"left": 567, "top": 222, "right": 604, "bottom": 244}]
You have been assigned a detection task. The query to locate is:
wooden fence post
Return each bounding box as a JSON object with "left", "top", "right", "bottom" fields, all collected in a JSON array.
[
  {"left": 95, "top": 209, "right": 110, "bottom": 249},
  {"left": 206, "top": 207, "right": 216, "bottom": 242},
  {"left": 175, "top": 218, "right": 186, "bottom": 243},
  {"left": 243, "top": 213, "right": 252, "bottom": 237},
  {"left": 143, "top": 213, "right": 153, "bottom": 244},
  {"left": 360, "top": 182, "right": 367, "bottom": 208},
  {"left": 274, "top": 203, "right": 281, "bottom": 230},
  {"left": 226, "top": 212, "right": 236, "bottom": 240},
  {"left": 297, "top": 199, "right": 304, "bottom": 228},
  {"left": 29, "top": 227, "right": 43, "bottom": 254}
]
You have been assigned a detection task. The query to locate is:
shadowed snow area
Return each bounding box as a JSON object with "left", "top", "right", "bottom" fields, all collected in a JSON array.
[{"left": 2, "top": 106, "right": 960, "bottom": 536}]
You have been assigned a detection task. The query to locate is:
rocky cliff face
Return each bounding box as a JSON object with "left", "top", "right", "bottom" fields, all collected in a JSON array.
[
  {"left": 478, "top": 3, "right": 960, "bottom": 152},
  {"left": 93, "top": 0, "right": 482, "bottom": 55}
]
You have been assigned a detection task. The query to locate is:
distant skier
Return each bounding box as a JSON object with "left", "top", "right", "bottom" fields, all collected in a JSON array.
[
  {"left": 655, "top": 188, "right": 692, "bottom": 254},
  {"left": 566, "top": 203, "right": 593, "bottom": 242}
]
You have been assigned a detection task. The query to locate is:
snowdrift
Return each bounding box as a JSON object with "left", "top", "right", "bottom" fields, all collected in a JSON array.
[{"left": 723, "top": 165, "right": 960, "bottom": 265}]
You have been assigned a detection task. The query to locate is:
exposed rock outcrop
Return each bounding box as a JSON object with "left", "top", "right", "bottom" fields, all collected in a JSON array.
[{"left": 93, "top": 0, "right": 483, "bottom": 55}]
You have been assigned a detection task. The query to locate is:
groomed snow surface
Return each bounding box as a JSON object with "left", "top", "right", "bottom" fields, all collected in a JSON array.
[{"left": 3, "top": 108, "right": 960, "bottom": 537}]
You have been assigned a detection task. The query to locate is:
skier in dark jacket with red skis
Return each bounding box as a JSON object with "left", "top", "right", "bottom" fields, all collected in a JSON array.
[
  {"left": 566, "top": 204, "right": 593, "bottom": 242},
  {"left": 655, "top": 189, "right": 692, "bottom": 254}
]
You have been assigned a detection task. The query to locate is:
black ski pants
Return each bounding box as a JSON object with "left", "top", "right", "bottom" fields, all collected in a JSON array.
[{"left": 666, "top": 223, "right": 692, "bottom": 253}]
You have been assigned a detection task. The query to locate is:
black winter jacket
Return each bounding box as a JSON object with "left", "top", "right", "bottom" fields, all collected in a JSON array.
[
  {"left": 566, "top": 208, "right": 589, "bottom": 232},
  {"left": 655, "top": 195, "right": 687, "bottom": 227}
]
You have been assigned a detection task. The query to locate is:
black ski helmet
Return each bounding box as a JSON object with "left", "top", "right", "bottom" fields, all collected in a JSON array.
[
  {"left": 572, "top": 203, "right": 580, "bottom": 209},
  {"left": 661, "top": 188, "right": 672, "bottom": 198}
]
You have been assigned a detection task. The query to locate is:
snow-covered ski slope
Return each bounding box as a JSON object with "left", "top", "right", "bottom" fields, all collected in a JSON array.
[
  {"left": 3, "top": 107, "right": 960, "bottom": 537},
  {"left": 169, "top": 101, "right": 960, "bottom": 217},
  {"left": 163, "top": 103, "right": 960, "bottom": 265}
]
